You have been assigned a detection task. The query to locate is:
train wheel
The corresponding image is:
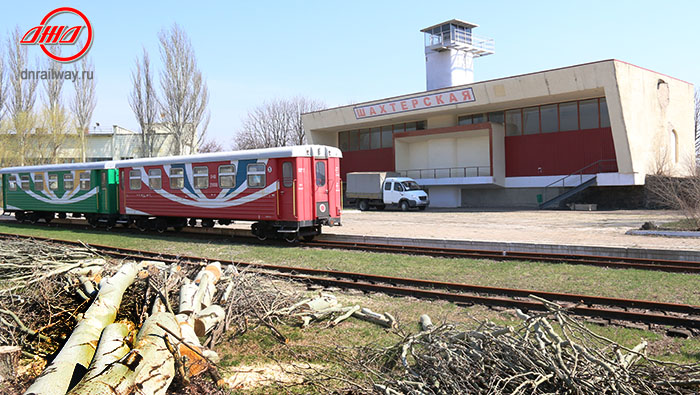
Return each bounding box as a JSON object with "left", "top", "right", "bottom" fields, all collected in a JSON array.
[
  {"left": 88, "top": 217, "right": 98, "bottom": 228},
  {"left": 284, "top": 233, "right": 298, "bottom": 243},
  {"left": 136, "top": 218, "right": 148, "bottom": 232},
  {"left": 29, "top": 214, "right": 40, "bottom": 224},
  {"left": 57, "top": 212, "right": 67, "bottom": 219},
  {"left": 201, "top": 219, "right": 215, "bottom": 228},
  {"left": 15, "top": 212, "right": 25, "bottom": 222},
  {"left": 302, "top": 235, "right": 315, "bottom": 242},
  {"left": 155, "top": 218, "right": 168, "bottom": 233},
  {"left": 43, "top": 213, "right": 54, "bottom": 224}
]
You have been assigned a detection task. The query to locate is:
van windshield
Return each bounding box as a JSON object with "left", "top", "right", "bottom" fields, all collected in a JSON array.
[{"left": 401, "top": 181, "right": 422, "bottom": 191}]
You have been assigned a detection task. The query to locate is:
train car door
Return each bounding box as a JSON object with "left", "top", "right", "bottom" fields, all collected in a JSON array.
[
  {"left": 99, "top": 170, "right": 109, "bottom": 213},
  {"left": 312, "top": 154, "right": 330, "bottom": 219},
  {"left": 279, "top": 159, "right": 296, "bottom": 219}
]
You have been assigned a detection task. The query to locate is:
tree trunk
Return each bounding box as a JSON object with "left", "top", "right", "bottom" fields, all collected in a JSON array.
[
  {"left": 68, "top": 312, "right": 178, "bottom": 395},
  {"left": 81, "top": 323, "right": 132, "bottom": 382},
  {"left": 0, "top": 346, "right": 21, "bottom": 384},
  {"left": 25, "top": 262, "right": 143, "bottom": 395}
]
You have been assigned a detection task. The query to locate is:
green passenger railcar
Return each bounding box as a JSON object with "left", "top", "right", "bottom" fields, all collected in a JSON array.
[{"left": 0, "top": 162, "right": 120, "bottom": 224}]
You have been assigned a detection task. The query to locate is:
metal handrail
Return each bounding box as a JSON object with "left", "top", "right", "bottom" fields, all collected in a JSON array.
[
  {"left": 398, "top": 166, "right": 491, "bottom": 179},
  {"left": 424, "top": 30, "right": 495, "bottom": 54},
  {"left": 541, "top": 159, "right": 617, "bottom": 202}
]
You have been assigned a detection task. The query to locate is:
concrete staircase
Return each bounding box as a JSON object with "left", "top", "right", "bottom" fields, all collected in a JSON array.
[{"left": 539, "top": 176, "right": 597, "bottom": 209}]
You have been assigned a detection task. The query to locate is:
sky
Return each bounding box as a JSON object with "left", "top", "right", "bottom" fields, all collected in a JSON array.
[{"left": 2, "top": 0, "right": 699, "bottom": 148}]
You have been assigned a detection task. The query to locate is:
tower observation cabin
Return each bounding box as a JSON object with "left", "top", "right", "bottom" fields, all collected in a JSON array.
[{"left": 421, "top": 19, "right": 495, "bottom": 90}]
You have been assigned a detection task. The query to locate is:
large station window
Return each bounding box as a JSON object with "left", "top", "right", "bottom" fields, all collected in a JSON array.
[
  {"left": 49, "top": 174, "right": 58, "bottom": 190},
  {"left": 523, "top": 107, "right": 540, "bottom": 135},
  {"left": 579, "top": 99, "right": 599, "bottom": 130},
  {"left": 338, "top": 121, "right": 425, "bottom": 153},
  {"left": 219, "top": 165, "right": 236, "bottom": 188},
  {"left": 34, "top": 173, "right": 44, "bottom": 191},
  {"left": 540, "top": 104, "right": 558, "bottom": 133},
  {"left": 338, "top": 132, "right": 349, "bottom": 152},
  {"left": 381, "top": 126, "right": 392, "bottom": 148},
  {"left": 63, "top": 173, "right": 74, "bottom": 190},
  {"left": 505, "top": 109, "right": 522, "bottom": 136},
  {"left": 170, "top": 168, "right": 184, "bottom": 189},
  {"left": 359, "top": 130, "right": 370, "bottom": 150},
  {"left": 129, "top": 170, "right": 141, "bottom": 190},
  {"left": 559, "top": 102, "right": 578, "bottom": 131},
  {"left": 370, "top": 127, "right": 381, "bottom": 149},
  {"left": 600, "top": 98, "right": 610, "bottom": 127},
  {"left": 80, "top": 172, "right": 91, "bottom": 190},
  {"left": 193, "top": 166, "right": 209, "bottom": 189},
  {"left": 148, "top": 169, "right": 162, "bottom": 190},
  {"left": 348, "top": 130, "right": 359, "bottom": 151},
  {"left": 247, "top": 163, "right": 265, "bottom": 188}
]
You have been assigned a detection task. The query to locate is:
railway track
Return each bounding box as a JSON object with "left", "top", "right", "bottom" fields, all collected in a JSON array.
[
  {"left": 2, "top": 232, "right": 699, "bottom": 331},
  {"left": 303, "top": 239, "right": 700, "bottom": 274}
]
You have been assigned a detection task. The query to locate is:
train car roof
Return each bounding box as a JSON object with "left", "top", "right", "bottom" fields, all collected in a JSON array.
[
  {"left": 0, "top": 145, "right": 342, "bottom": 174},
  {"left": 111, "top": 145, "right": 342, "bottom": 168},
  {"left": 0, "top": 161, "right": 116, "bottom": 174}
]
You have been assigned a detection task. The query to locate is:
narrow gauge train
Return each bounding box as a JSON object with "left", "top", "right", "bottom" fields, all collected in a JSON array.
[{"left": 0, "top": 145, "right": 342, "bottom": 241}]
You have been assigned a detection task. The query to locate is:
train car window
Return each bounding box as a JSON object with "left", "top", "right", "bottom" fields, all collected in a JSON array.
[
  {"left": 282, "top": 162, "right": 293, "bottom": 187},
  {"left": 48, "top": 174, "right": 58, "bottom": 190},
  {"left": 129, "top": 170, "right": 142, "bottom": 190},
  {"left": 219, "top": 165, "right": 236, "bottom": 188},
  {"left": 247, "top": 163, "right": 265, "bottom": 188},
  {"left": 384, "top": 182, "right": 391, "bottom": 191},
  {"left": 20, "top": 175, "right": 30, "bottom": 190},
  {"left": 80, "top": 172, "right": 91, "bottom": 190},
  {"left": 193, "top": 166, "right": 209, "bottom": 189},
  {"left": 64, "top": 173, "right": 74, "bottom": 190},
  {"left": 169, "top": 167, "right": 184, "bottom": 189},
  {"left": 34, "top": 173, "right": 44, "bottom": 191},
  {"left": 8, "top": 175, "right": 17, "bottom": 191},
  {"left": 315, "top": 162, "right": 326, "bottom": 187},
  {"left": 148, "top": 169, "right": 162, "bottom": 190}
]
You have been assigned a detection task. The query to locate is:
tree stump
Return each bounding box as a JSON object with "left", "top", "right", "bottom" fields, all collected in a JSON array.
[{"left": 0, "top": 345, "right": 21, "bottom": 383}]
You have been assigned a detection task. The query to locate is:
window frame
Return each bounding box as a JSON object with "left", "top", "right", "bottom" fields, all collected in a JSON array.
[
  {"left": 218, "top": 164, "right": 236, "bottom": 188},
  {"left": 169, "top": 167, "right": 184, "bottom": 190},
  {"left": 19, "top": 175, "right": 30, "bottom": 190},
  {"left": 34, "top": 173, "right": 44, "bottom": 191},
  {"left": 79, "top": 172, "right": 91, "bottom": 191},
  {"left": 8, "top": 175, "right": 17, "bottom": 191},
  {"left": 48, "top": 174, "right": 59, "bottom": 191},
  {"left": 129, "top": 169, "right": 142, "bottom": 190},
  {"left": 315, "top": 161, "right": 326, "bottom": 187},
  {"left": 148, "top": 168, "right": 162, "bottom": 190},
  {"left": 193, "top": 166, "right": 209, "bottom": 189},
  {"left": 63, "top": 173, "right": 75, "bottom": 191},
  {"left": 384, "top": 182, "right": 392, "bottom": 191},
  {"left": 247, "top": 163, "right": 266, "bottom": 188},
  {"left": 282, "top": 162, "right": 294, "bottom": 188}
]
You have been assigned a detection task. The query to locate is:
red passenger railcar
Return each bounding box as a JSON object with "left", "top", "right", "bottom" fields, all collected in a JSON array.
[{"left": 116, "top": 145, "right": 342, "bottom": 240}]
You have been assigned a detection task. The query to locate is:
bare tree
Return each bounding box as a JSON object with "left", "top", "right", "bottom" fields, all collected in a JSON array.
[
  {"left": 198, "top": 137, "right": 224, "bottom": 153},
  {"left": 70, "top": 47, "right": 96, "bottom": 162},
  {"left": 129, "top": 48, "right": 159, "bottom": 158},
  {"left": 42, "top": 45, "right": 70, "bottom": 163},
  {"left": 6, "top": 28, "right": 39, "bottom": 166},
  {"left": 694, "top": 88, "right": 699, "bottom": 162},
  {"left": 158, "top": 23, "right": 209, "bottom": 155},
  {"left": 233, "top": 97, "right": 325, "bottom": 150}
]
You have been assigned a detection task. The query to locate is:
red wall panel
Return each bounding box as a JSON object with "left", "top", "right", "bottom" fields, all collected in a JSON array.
[
  {"left": 340, "top": 147, "right": 394, "bottom": 179},
  {"left": 505, "top": 128, "right": 618, "bottom": 177}
]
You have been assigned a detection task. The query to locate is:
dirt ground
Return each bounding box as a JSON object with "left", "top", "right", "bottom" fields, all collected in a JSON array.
[{"left": 323, "top": 208, "right": 700, "bottom": 251}]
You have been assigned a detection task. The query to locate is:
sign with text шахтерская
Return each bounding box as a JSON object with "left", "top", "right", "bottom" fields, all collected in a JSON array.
[{"left": 353, "top": 87, "right": 475, "bottom": 119}]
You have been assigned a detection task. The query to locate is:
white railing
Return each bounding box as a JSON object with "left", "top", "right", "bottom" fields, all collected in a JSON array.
[
  {"left": 424, "top": 31, "right": 495, "bottom": 55},
  {"left": 399, "top": 166, "right": 491, "bottom": 179}
]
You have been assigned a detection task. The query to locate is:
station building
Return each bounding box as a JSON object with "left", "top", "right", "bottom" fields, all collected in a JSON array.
[{"left": 302, "top": 20, "right": 695, "bottom": 208}]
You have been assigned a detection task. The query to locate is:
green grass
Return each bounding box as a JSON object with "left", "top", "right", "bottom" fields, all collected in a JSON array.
[
  {"left": 661, "top": 218, "right": 700, "bottom": 231},
  {"left": 1, "top": 222, "right": 699, "bottom": 306}
]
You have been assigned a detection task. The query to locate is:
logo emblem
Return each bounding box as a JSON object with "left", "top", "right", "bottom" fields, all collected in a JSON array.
[
  {"left": 20, "top": 7, "right": 93, "bottom": 63},
  {"left": 319, "top": 203, "right": 327, "bottom": 213}
]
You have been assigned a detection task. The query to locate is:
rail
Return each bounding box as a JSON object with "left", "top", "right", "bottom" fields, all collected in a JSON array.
[
  {"left": 424, "top": 30, "right": 495, "bottom": 55},
  {"left": 399, "top": 166, "right": 491, "bottom": 179},
  {"left": 541, "top": 159, "right": 617, "bottom": 203}
]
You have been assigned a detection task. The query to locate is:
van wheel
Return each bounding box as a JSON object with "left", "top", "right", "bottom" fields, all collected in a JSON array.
[
  {"left": 399, "top": 201, "right": 410, "bottom": 211},
  {"left": 358, "top": 200, "right": 369, "bottom": 211}
]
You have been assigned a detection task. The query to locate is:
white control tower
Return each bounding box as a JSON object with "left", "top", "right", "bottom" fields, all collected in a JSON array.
[{"left": 421, "top": 19, "right": 495, "bottom": 90}]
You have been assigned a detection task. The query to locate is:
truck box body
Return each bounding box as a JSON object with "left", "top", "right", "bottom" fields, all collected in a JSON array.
[{"left": 346, "top": 172, "right": 399, "bottom": 199}]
